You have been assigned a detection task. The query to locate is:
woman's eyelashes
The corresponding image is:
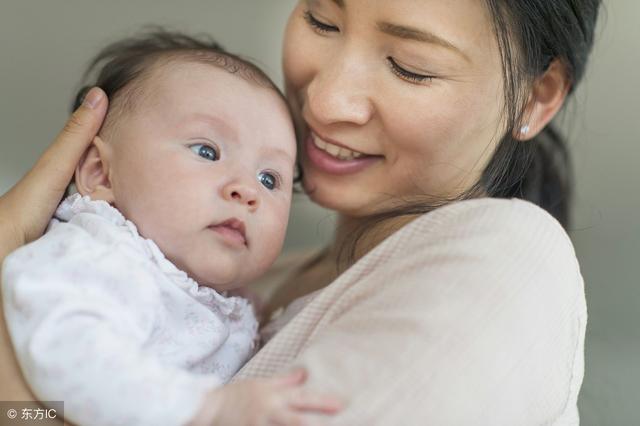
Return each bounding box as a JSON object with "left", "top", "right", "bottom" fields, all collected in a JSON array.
[
  {"left": 304, "top": 10, "right": 339, "bottom": 33},
  {"left": 304, "top": 10, "right": 435, "bottom": 85},
  {"left": 189, "top": 143, "right": 219, "bottom": 161},
  {"left": 387, "top": 57, "right": 435, "bottom": 84}
]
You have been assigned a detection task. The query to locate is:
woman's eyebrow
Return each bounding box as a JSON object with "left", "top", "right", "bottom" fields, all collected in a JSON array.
[
  {"left": 308, "top": 0, "right": 344, "bottom": 8},
  {"left": 377, "top": 22, "right": 471, "bottom": 63}
]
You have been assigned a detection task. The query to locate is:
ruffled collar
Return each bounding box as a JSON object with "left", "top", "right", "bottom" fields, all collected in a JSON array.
[
  {"left": 56, "top": 193, "right": 126, "bottom": 225},
  {"left": 55, "top": 194, "right": 251, "bottom": 318}
]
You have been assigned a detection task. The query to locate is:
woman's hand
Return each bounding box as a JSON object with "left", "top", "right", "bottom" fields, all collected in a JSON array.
[
  {"left": 0, "top": 87, "right": 107, "bottom": 407},
  {"left": 0, "top": 87, "right": 108, "bottom": 263},
  {"left": 189, "top": 369, "right": 343, "bottom": 426}
]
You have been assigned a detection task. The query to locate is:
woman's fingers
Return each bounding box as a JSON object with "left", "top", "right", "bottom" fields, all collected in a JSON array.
[
  {"left": 2, "top": 87, "right": 108, "bottom": 244},
  {"left": 33, "top": 87, "right": 108, "bottom": 194},
  {"left": 271, "top": 412, "right": 308, "bottom": 426},
  {"left": 275, "top": 368, "right": 308, "bottom": 388},
  {"left": 271, "top": 369, "right": 344, "bottom": 414},
  {"left": 288, "top": 391, "right": 344, "bottom": 414}
]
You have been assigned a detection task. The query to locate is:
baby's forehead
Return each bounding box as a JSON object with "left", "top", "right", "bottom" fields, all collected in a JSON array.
[
  {"left": 107, "top": 58, "right": 291, "bottom": 137},
  {"left": 129, "top": 60, "right": 296, "bottom": 159},
  {"left": 140, "top": 55, "right": 281, "bottom": 100},
  {"left": 130, "top": 60, "right": 234, "bottom": 109},
  {"left": 110, "top": 52, "right": 287, "bottom": 118},
  {"left": 149, "top": 61, "right": 291, "bottom": 123}
]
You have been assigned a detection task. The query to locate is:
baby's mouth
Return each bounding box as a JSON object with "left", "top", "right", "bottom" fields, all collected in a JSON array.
[{"left": 209, "top": 218, "right": 247, "bottom": 247}]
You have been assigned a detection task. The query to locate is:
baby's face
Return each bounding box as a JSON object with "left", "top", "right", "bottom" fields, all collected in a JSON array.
[{"left": 104, "top": 62, "right": 296, "bottom": 290}]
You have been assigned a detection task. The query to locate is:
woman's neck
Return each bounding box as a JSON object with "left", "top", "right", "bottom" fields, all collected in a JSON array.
[
  {"left": 326, "top": 212, "right": 420, "bottom": 270},
  {"left": 262, "top": 211, "right": 421, "bottom": 317}
]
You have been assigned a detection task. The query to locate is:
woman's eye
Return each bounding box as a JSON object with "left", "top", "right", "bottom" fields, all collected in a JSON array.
[
  {"left": 258, "top": 171, "right": 279, "bottom": 191},
  {"left": 387, "top": 57, "right": 435, "bottom": 84},
  {"left": 304, "top": 10, "right": 339, "bottom": 33},
  {"left": 189, "top": 143, "right": 219, "bottom": 161}
]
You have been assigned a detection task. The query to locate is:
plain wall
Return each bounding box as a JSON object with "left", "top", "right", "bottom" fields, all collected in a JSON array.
[{"left": 1, "top": 1, "right": 638, "bottom": 424}]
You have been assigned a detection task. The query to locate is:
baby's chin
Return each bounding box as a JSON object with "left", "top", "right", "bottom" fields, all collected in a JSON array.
[
  {"left": 187, "top": 268, "right": 245, "bottom": 292},
  {"left": 165, "top": 246, "right": 276, "bottom": 292},
  {"left": 161, "top": 253, "right": 237, "bottom": 291},
  {"left": 186, "top": 262, "right": 266, "bottom": 293}
]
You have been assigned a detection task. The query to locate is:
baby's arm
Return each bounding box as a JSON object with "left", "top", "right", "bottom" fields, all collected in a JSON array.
[{"left": 2, "top": 231, "right": 220, "bottom": 426}]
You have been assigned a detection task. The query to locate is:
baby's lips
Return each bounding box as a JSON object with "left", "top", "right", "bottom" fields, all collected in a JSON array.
[{"left": 209, "top": 217, "right": 248, "bottom": 247}]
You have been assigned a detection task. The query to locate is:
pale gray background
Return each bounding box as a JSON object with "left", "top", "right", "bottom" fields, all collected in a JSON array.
[{"left": 1, "top": 1, "right": 638, "bottom": 424}]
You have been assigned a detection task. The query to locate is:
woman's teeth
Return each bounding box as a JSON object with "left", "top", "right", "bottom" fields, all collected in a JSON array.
[{"left": 312, "top": 134, "right": 364, "bottom": 160}]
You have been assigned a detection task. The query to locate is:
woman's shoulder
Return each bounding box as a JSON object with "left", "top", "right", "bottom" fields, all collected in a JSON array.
[
  {"left": 415, "top": 197, "right": 567, "bottom": 238},
  {"left": 280, "top": 199, "right": 585, "bottom": 425},
  {"left": 402, "top": 197, "right": 576, "bottom": 262},
  {"left": 356, "top": 197, "right": 583, "bottom": 302}
]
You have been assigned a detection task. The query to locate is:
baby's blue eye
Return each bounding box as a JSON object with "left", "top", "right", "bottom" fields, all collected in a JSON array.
[
  {"left": 258, "top": 172, "right": 278, "bottom": 190},
  {"left": 189, "top": 144, "right": 219, "bottom": 161}
]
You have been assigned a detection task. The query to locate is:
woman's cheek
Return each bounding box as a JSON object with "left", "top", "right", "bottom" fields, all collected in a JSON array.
[
  {"left": 283, "top": 49, "right": 308, "bottom": 97},
  {"left": 283, "top": 13, "right": 317, "bottom": 91}
]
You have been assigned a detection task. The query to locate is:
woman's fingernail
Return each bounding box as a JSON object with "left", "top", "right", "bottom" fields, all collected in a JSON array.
[{"left": 82, "top": 87, "right": 103, "bottom": 109}]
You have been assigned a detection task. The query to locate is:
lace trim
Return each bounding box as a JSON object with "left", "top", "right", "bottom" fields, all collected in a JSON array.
[{"left": 55, "top": 194, "right": 252, "bottom": 319}]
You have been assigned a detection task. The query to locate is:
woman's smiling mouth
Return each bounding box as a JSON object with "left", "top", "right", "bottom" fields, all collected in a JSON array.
[
  {"left": 312, "top": 133, "right": 365, "bottom": 160},
  {"left": 305, "top": 131, "right": 383, "bottom": 175}
]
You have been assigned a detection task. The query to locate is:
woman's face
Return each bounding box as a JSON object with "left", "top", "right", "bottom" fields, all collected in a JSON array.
[{"left": 284, "top": 0, "right": 506, "bottom": 217}]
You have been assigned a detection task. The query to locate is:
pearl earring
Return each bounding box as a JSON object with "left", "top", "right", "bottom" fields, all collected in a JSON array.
[{"left": 520, "top": 125, "right": 530, "bottom": 135}]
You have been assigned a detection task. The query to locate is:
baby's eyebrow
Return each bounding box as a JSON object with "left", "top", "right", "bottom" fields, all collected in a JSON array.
[
  {"left": 269, "top": 148, "right": 295, "bottom": 165},
  {"left": 262, "top": 147, "right": 296, "bottom": 171},
  {"left": 184, "top": 113, "right": 237, "bottom": 141}
]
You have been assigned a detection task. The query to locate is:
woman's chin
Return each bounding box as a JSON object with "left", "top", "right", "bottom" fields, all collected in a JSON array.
[{"left": 303, "top": 176, "right": 380, "bottom": 218}]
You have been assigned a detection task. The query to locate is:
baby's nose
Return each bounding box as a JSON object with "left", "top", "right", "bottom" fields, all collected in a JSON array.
[{"left": 222, "top": 181, "right": 259, "bottom": 211}]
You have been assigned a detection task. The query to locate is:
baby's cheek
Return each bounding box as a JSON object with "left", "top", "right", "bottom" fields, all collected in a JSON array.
[{"left": 254, "top": 215, "right": 288, "bottom": 271}]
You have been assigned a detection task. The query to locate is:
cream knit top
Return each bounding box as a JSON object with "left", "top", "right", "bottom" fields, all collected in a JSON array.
[{"left": 238, "top": 197, "right": 586, "bottom": 425}]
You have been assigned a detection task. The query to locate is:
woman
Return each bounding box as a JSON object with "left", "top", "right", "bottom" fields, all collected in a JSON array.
[{"left": 1, "top": 0, "right": 599, "bottom": 424}]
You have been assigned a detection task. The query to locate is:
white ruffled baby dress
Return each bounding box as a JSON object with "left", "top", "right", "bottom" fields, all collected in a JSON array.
[{"left": 2, "top": 194, "right": 258, "bottom": 426}]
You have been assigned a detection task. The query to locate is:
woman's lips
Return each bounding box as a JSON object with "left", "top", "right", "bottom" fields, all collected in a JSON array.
[{"left": 304, "top": 133, "right": 382, "bottom": 175}]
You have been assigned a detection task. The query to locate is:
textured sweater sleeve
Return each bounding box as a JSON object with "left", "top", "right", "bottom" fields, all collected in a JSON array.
[
  {"left": 292, "top": 199, "right": 586, "bottom": 425},
  {"left": 1, "top": 223, "right": 219, "bottom": 426}
]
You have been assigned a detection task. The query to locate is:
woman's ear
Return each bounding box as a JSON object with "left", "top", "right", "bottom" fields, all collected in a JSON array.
[
  {"left": 74, "top": 136, "right": 115, "bottom": 203},
  {"left": 514, "top": 59, "right": 571, "bottom": 141}
]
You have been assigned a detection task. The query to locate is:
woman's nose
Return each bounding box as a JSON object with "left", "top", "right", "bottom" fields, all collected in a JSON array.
[
  {"left": 305, "top": 51, "right": 375, "bottom": 126},
  {"left": 222, "top": 180, "right": 260, "bottom": 212}
]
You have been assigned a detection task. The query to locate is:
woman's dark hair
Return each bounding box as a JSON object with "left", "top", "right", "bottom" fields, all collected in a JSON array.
[
  {"left": 480, "top": 0, "right": 601, "bottom": 227},
  {"left": 340, "top": 0, "right": 601, "bottom": 265},
  {"left": 72, "top": 28, "right": 285, "bottom": 127}
]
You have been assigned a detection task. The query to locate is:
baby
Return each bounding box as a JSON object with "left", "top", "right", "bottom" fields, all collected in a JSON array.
[{"left": 2, "top": 31, "right": 340, "bottom": 426}]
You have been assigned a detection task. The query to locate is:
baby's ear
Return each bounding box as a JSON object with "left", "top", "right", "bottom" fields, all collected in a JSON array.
[{"left": 74, "top": 136, "right": 115, "bottom": 203}]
